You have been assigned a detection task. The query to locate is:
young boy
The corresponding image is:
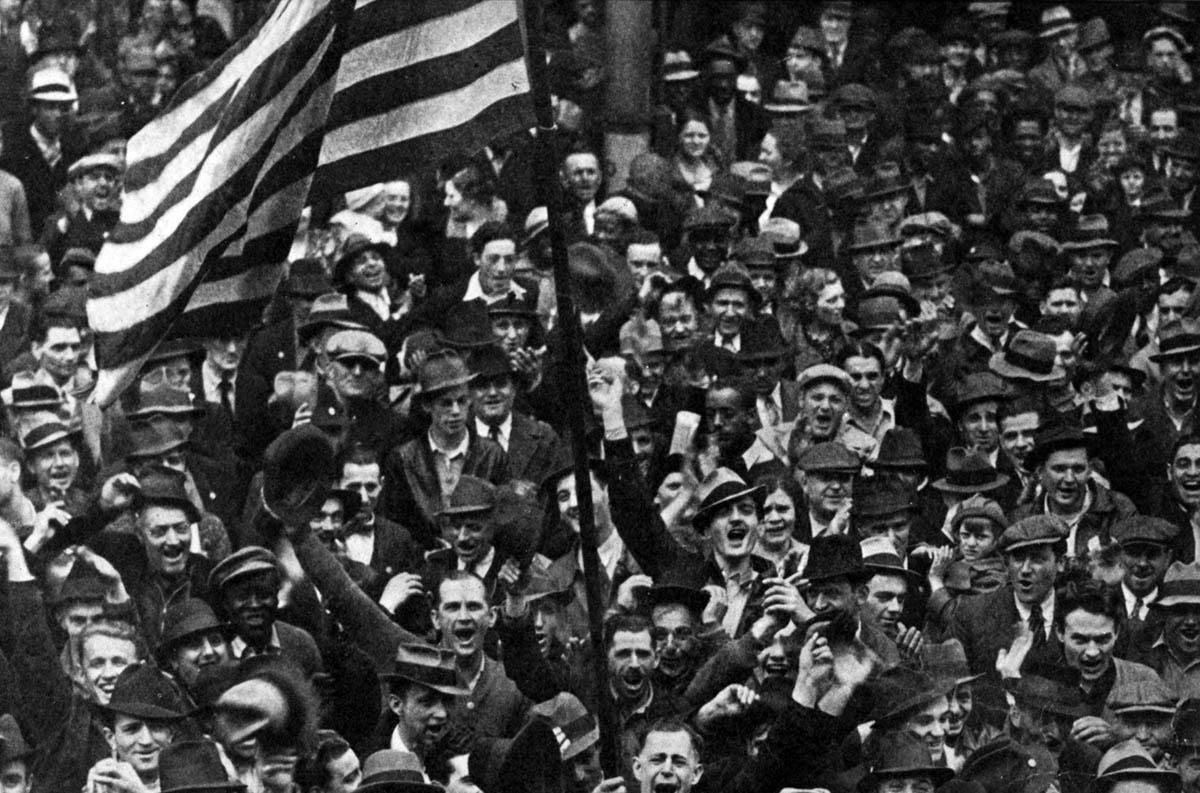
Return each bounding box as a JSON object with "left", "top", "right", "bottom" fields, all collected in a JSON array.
[{"left": 925, "top": 495, "right": 1008, "bottom": 636}]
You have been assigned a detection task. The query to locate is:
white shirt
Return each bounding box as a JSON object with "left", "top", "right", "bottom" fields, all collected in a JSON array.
[
  {"left": 355, "top": 287, "right": 391, "bottom": 320},
  {"left": 29, "top": 123, "right": 60, "bottom": 168},
  {"left": 1122, "top": 582, "right": 1157, "bottom": 621},
  {"left": 462, "top": 271, "right": 527, "bottom": 303},
  {"left": 475, "top": 415, "right": 513, "bottom": 452},
  {"left": 583, "top": 528, "right": 624, "bottom": 583},
  {"left": 390, "top": 728, "right": 422, "bottom": 768},
  {"left": 1013, "top": 589, "right": 1056, "bottom": 640},
  {"left": 345, "top": 527, "right": 375, "bottom": 567},
  {"left": 583, "top": 200, "right": 596, "bottom": 235},
  {"left": 756, "top": 383, "right": 783, "bottom": 429},
  {"left": 202, "top": 360, "right": 236, "bottom": 411},
  {"left": 459, "top": 545, "right": 496, "bottom": 580},
  {"left": 808, "top": 510, "right": 834, "bottom": 538},
  {"left": 1058, "top": 140, "right": 1082, "bottom": 173},
  {"left": 230, "top": 625, "right": 282, "bottom": 659},
  {"left": 714, "top": 330, "right": 740, "bottom": 353}
]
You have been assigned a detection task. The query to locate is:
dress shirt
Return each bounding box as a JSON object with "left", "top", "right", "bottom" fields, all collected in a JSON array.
[
  {"left": 230, "top": 625, "right": 283, "bottom": 659},
  {"left": 201, "top": 360, "right": 236, "bottom": 412},
  {"left": 355, "top": 288, "right": 391, "bottom": 320},
  {"left": 1013, "top": 590, "right": 1056, "bottom": 641},
  {"left": 475, "top": 414, "right": 513, "bottom": 452},
  {"left": 429, "top": 431, "right": 469, "bottom": 501},
  {"left": 459, "top": 545, "right": 496, "bottom": 580},
  {"left": 756, "top": 383, "right": 783, "bottom": 429},
  {"left": 1122, "top": 583, "right": 1156, "bottom": 621},
  {"left": 462, "top": 271, "right": 527, "bottom": 303},
  {"left": 583, "top": 528, "right": 624, "bottom": 583},
  {"left": 345, "top": 526, "right": 375, "bottom": 567}
]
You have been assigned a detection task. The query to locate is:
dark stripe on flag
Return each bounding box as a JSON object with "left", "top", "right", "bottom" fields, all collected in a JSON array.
[
  {"left": 314, "top": 92, "right": 531, "bottom": 195},
  {"left": 94, "top": 67, "right": 337, "bottom": 295},
  {"left": 343, "top": 0, "right": 483, "bottom": 48},
  {"left": 327, "top": 23, "right": 524, "bottom": 122}
]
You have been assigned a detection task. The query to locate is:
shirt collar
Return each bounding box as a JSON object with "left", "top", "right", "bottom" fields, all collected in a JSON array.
[
  {"left": 1012, "top": 589, "right": 1055, "bottom": 629},
  {"left": 460, "top": 545, "right": 496, "bottom": 579},
  {"left": 428, "top": 430, "right": 469, "bottom": 459},
  {"left": 475, "top": 414, "right": 513, "bottom": 446},
  {"left": 1122, "top": 582, "right": 1157, "bottom": 615},
  {"left": 463, "top": 271, "right": 527, "bottom": 303},
  {"left": 230, "top": 625, "right": 281, "bottom": 658}
]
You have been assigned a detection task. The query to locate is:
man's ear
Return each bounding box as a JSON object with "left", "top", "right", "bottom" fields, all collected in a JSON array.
[
  {"left": 386, "top": 693, "right": 404, "bottom": 716},
  {"left": 101, "top": 726, "right": 115, "bottom": 753}
]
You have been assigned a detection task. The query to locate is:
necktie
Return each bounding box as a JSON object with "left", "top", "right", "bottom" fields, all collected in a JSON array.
[
  {"left": 1028, "top": 608, "right": 1046, "bottom": 646},
  {"left": 488, "top": 424, "right": 501, "bottom": 448},
  {"left": 1132, "top": 598, "right": 1144, "bottom": 621},
  {"left": 218, "top": 375, "right": 234, "bottom": 424}
]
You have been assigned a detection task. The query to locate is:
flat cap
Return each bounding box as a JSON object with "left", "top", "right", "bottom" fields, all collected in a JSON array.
[
  {"left": 325, "top": 329, "right": 386, "bottom": 363},
  {"left": 1055, "top": 84, "right": 1094, "bottom": 110},
  {"left": 208, "top": 546, "right": 280, "bottom": 591},
  {"left": 796, "top": 363, "right": 853, "bottom": 394},
  {"left": 795, "top": 441, "right": 861, "bottom": 474},
  {"left": 1110, "top": 515, "right": 1180, "bottom": 547},
  {"left": 1109, "top": 677, "right": 1178, "bottom": 715},
  {"left": 999, "top": 515, "right": 1069, "bottom": 553},
  {"left": 831, "top": 83, "right": 877, "bottom": 110}
]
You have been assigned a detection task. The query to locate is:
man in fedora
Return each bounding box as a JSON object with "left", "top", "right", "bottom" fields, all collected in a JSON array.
[
  {"left": 377, "top": 644, "right": 461, "bottom": 768},
  {"left": 90, "top": 664, "right": 189, "bottom": 793},
  {"left": 1139, "top": 320, "right": 1200, "bottom": 474},
  {"left": 380, "top": 350, "right": 507, "bottom": 549},
  {"left": 525, "top": 692, "right": 603, "bottom": 793},
  {"left": 1094, "top": 740, "right": 1182, "bottom": 793},
  {"left": 1137, "top": 562, "right": 1200, "bottom": 698},
  {"left": 1010, "top": 422, "right": 1136, "bottom": 558},
  {"left": 951, "top": 515, "right": 1070, "bottom": 714},
  {"left": 920, "top": 639, "right": 996, "bottom": 761},
  {"left": 703, "top": 264, "right": 759, "bottom": 354},
  {"left": 156, "top": 597, "right": 233, "bottom": 690},
  {"left": 859, "top": 534, "right": 924, "bottom": 654},
  {"left": 333, "top": 233, "right": 402, "bottom": 350},
  {"left": 934, "top": 273, "right": 1022, "bottom": 403},
  {"left": 1005, "top": 663, "right": 1102, "bottom": 789},
  {"left": 208, "top": 546, "right": 324, "bottom": 679},
  {"left": 421, "top": 476, "right": 508, "bottom": 592},
  {"left": 1029, "top": 5, "right": 1083, "bottom": 91},
  {"left": 948, "top": 372, "right": 1011, "bottom": 470},
  {"left": 468, "top": 343, "right": 563, "bottom": 487},
  {"left": 689, "top": 44, "right": 769, "bottom": 163},
  {"left": 19, "top": 414, "right": 86, "bottom": 511},
  {"left": 859, "top": 725, "right": 955, "bottom": 793},
  {"left": 735, "top": 320, "right": 799, "bottom": 430}
]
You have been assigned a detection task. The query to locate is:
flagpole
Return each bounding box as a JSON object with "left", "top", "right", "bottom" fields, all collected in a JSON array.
[{"left": 522, "top": 0, "right": 622, "bottom": 775}]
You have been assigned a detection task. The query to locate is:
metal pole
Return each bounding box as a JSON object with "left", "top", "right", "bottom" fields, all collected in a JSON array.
[{"left": 522, "top": 0, "right": 622, "bottom": 776}]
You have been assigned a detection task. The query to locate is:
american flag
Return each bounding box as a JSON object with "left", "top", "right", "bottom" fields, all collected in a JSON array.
[{"left": 86, "top": 0, "right": 534, "bottom": 407}]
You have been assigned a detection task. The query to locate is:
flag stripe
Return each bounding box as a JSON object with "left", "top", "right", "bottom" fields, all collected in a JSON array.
[
  {"left": 120, "top": 8, "right": 341, "bottom": 229},
  {"left": 336, "top": 0, "right": 515, "bottom": 94},
  {"left": 320, "top": 58, "right": 529, "bottom": 170},
  {"left": 330, "top": 23, "right": 524, "bottom": 122},
  {"left": 316, "top": 92, "right": 532, "bottom": 196},
  {"left": 93, "top": 37, "right": 338, "bottom": 296}
]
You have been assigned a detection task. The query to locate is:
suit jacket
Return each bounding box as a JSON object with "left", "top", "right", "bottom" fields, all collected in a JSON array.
[
  {"left": 1009, "top": 483, "right": 1137, "bottom": 559},
  {"left": 242, "top": 317, "right": 299, "bottom": 384},
  {"left": 449, "top": 657, "right": 530, "bottom": 739},
  {"left": 503, "top": 411, "right": 563, "bottom": 486},
  {"left": 368, "top": 515, "right": 419, "bottom": 579},
  {"left": 380, "top": 434, "right": 509, "bottom": 549},
  {"left": 0, "top": 300, "right": 29, "bottom": 371},
  {"left": 0, "top": 122, "right": 86, "bottom": 234},
  {"left": 951, "top": 586, "right": 1062, "bottom": 725},
  {"left": 42, "top": 206, "right": 118, "bottom": 264},
  {"left": 232, "top": 620, "right": 324, "bottom": 679}
]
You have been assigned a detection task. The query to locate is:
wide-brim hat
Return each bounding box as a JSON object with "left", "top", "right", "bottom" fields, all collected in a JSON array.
[
  {"left": 1090, "top": 740, "right": 1182, "bottom": 793},
  {"left": 988, "top": 333, "right": 1066, "bottom": 383},
  {"left": 137, "top": 465, "right": 202, "bottom": 524},
  {"left": 127, "top": 383, "right": 207, "bottom": 420},
  {"left": 470, "top": 720, "right": 562, "bottom": 793},
  {"left": 155, "top": 598, "right": 231, "bottom": 664},
  {"left": 97, "top": 663, "right": 188, "bottom": 721},
  {"left": 1025, "top": 422, "right": 1093, "bottom": 471},
  {"left": 359, "top": 751, "right": 442, "bottom": 793},
  {"left": 416, "top": 351, "right": 476, "bottom": 395},
  {"left": 125, "top": 419, "right": 191, "bottom": 460},
  {"left": 333, "top": 234, "right": 390, "bottom": 284},
  {"left": 1150, "top": 322, "right": 1200, "bottom": 362},
  {"left": 872, "top": 428, "right": 927, "bottom": 470},
  {"left": 869, "top": 667, "right": 953, "bottom": 726},
  {"left": 1039, "top": 5, "right": 1078, "bottom": 39},
  {"left": 20, "top": 419, "right": 78, "bottom": 454},
  {"left": 801, "top": 534, "right": 867, "bottom": 583},
  {"left": 1151, "top": 562, "right": 1200, "bottom": 608},
  {"left": 647, "top": 557, "right": 712, "bottom": 616},
  {"left": 858, "top": 732, "right": 956, "bottom": 793},
  {"left": 379, "top": 644, "right": 469, "bottom": 697},
  {"left": 932, "top": 448, "right": 1010, "bottom": 493},
  {"left": 693, "top": 469, "right": 764, "bottom": 531},
  {"left": 159, "top": 740, "right": 247, "bottom": 793}
]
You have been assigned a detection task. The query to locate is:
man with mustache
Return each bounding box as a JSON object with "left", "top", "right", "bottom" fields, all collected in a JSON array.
[
  {"left": 422, "top": 476, "right": 508, "bottom": 593},
  {"left": 1009, "top": 423, "right": 1137, "bottom": 559},
  {"left": 208, "top": 546, "right": 323, "bottom": 680}
]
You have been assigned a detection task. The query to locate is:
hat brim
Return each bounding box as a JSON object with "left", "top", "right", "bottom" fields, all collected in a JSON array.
[
  {"left": 872, "top": 457, "right": 928, "bottom": 470},
  {"left": 662, "top": 70, "right": 700, "bottom": 82},
  {"left": 1089, "top": 768, "right": 1181, "bottom": 793},
  {"left": 377, "top": 672, "right": 469, "bottom": 698},
  {"left": 1150, "top": 595, "right": 1200, "bottom": 609},
  {"left": 860, "top": 766, "right": 956, "bottom": 793},
  {"left": 988, "top": 353, "right": 1066, "bottom": 383},
  {"left": 98, "top": 701, "right": 187, "bottom": 721},
  {"left": 1061, "top": 238, "right": 1119, "bottom": 251},
  {"left": 1150, "top": 343, "right": 1200, "bottom": 362},
  {"left": 693, "top": 484, "right": 765, "bottom": 530},
  {"left": 1040, "top": 21, "right": 1078, "bottom": 39},
  {"left": 417, "top": 372, "right": 477, "bottom": 395},
  {"left": 930, "top": 474, "right": 1009, "bottom": 494}
]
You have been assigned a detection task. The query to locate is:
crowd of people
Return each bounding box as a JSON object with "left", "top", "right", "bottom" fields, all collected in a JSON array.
[{"left": 16, "top": 2, "right": 1200, "bottom": 793}]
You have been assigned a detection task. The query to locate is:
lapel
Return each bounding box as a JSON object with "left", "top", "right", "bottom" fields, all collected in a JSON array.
[
  {"left": 505, "top": 413, "right": 535, "bottom": 479},
  {"left": 405, "top": 439, "right": 448, "bottom": 522}
]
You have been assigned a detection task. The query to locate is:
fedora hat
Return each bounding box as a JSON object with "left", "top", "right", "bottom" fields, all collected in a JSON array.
[
  {"left": 761, "top": 217, "right": 808, "bottom": 260},
  {"left": 920, "top": 639, "right": 982, "bottom": 687},
  {"left": 1060, "top": 214, "right": 1119, "bottom": 251},
  {"left": 470, "top": 720, "right": 562, "bottom": 793},
  {"left": 51, "top": 559, "right": 108, "bottom": 605},
  {"left": 1039, "top": 5, "right": 1077, "bottom": 39},
  {"left": 693, "top": 469, "right": 763, "bottom": 531},
  {"left": 961, "top": 739, "right": 1058, "bottom": 793},
  {"left": 125, "top": 418, "right": 190, "bottom": 459},
  {"left": 646, "top": 557, "right": 712, "bottom": 617},
  {"left": 136, "top": 465, "right": 201, "bottom": 523},
  {"left": 859, "top": 732, "right": 955, "bottom": 793},
  {"left": 1091, "top": 740, "right": 1181, "bottom": 793},
  {"left": 539, "top": 445, "right": 607, "bottom": 494},
  {"left": 868, "top": 666, "right": 953, "bottom": 726},
  {"left": 127, "top": 382, "right": 206, "bottom": 421},
  {"left": 1025, "top": 421, "right": 1092, "bottom": 470},
  {"left": 359, "top": 750, "right": 441, "bottom": 793},
  {"left": 801, "top": 534, "right": 867, "bottom": 584},
  {"left": 735, "top": 320, "right": 787, "bottom": 363},
  {"left": 20, "top": 417, "right": 77, "bottom": 454},
  {"left": 932, "top": 448, "right": 1009, "bottom": 494},
  {"left": 989, "top": 330, "right": 1066, "bottom": 383},
  {"left": 3, "top": 371, "right": 63, "bottom": 410},
  {"left": 733, "top": 236, "right": 777, "bottom": 271},
  {"left": 261, "top": 423, "right": 337, "bottom": 525},
  {"left": 902, "top": 244, "right": 953, "bottom": 283},
  {"left": 156, "top": 598, "right": 230, "bottom": 665},
  {"left": 872, "top": 428, "right": 927, "bottom": 471},
  {"left": 859, "top": 174, "right": 909, "bottom": 203},
  {"left": 1151, "top": 561, "right": 1200, "bottom": 609},
  {"left": 853, "top": 478, "right": 917, "bottom": 520},
  {"left": 952, "top": 372, "right": 1010, "bottom": 414},
  {"left": 763, "top": 80, "right": 812, "bottom": 115},
  {"left": 1012, "top": 663, "right": 1088, "bottom": 719},
  {"left": 99, "top": 663, "right": 189, "bottom": 721},
  {"left": 847, "top": 222, "right": 902, "bottom": 253},
  {"left": 440, "top": 475, "right": 496, "bottom": 517},
  {"left": 417, "top": 350, "right": 475, "bottom": 396},
  {"left": 333, "top": 234, "right": 390, "bottom": 285},
  {"left": 860, "top": 535, "right": 922, "bottom": 587},
  {"left": 661, "top": 50, "right": 699, "bottom": 83},
  {"left": 529, "top": 693, "right": 598, "bottom": 761},
  {"left": 1151, "top": 319, "right": 1200, "bottom": 362},
  {"left": 1113, "top": 247, "right": 1164, "bottom": 288},
  {"left": 1078, "top": 17, "right": 1112, "bottom": 52},
  {"left": 159, "top": 740, "right": 245, "bottom": 793},
  {"left": 437, "top": 301, "right": 497, "bottom": 351},
  {"left": 379, "top": 644, "right": 469, "bottom": 697},
  {"left": 705, "top": 263, "right": 759, "bottom": 305},
  {"left": 297, "top": 293, "right": 366, "bottom": 344},
  {"left": 468, "top": 343, "right": 517, "bottom": 382}
]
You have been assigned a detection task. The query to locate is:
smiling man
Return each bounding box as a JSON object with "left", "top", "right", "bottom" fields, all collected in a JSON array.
[
  {"left": 1010, "top": 422, "right": 1137, "bottom": 558},
  {"left": 1110, "top": 517, "right": 1177, "bottom": 644},
  {"left": 208, "top": 546, "right": 323, "bottom": 680},
  {"left": 1144, "top": 321, "right": 1200, "bottom": 477},
  {"left": 92, "top": 664, "right": 187, "bottom": 793},
  {"left": 705, "top": 265, "right": 757, "bottom": 353},
  {"left": 426, "top": 477, "right": 506, "bottom": 591},
  {"left": 1141, "top": 562, "right": 1200, "bottom": 699},
  {"left": 380, "top": 644, "right": 468, "bottom": 770}
]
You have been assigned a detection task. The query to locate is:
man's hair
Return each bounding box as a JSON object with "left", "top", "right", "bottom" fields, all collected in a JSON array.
[
  {"left": 604, "top": 613, "right": 653, "bottom": 648},
  {"left": 561, "top": 145, "right": 600, "bottom": 169},
  {"left": 835, "top": 340, "right": 886, "bottom": 373},
  {"left": 1031, "top": 313, "right": 1074, "bottom": 337},
  {"left": 1044, "top": 276, "right": 1081, "bottom": 298},
  {"left": 1159, "top": 275, "right": 1196, "bottom": 299},
  {"left": 468, "top": 220, "right": 519, "bottom": 256},
  {"left": 433, "top": 570, "right": 489, "bottom": 607},
  {"left": 708, "top": 376, "right": 757, "bottom": 412},
  {"left": 998, "top": 395, "right": 1041, "bottom": 427},
  {"left": 29, "top": 313, "right": 80, "bottom": 345},
  {"left": 627, "top": 230, "right": 661, "bottom": 248},
  {"left": 336, "top": 441, "right": 379, "bottom": 472},
  {"left": 296, "top": 730, "right": 352, "bottom": 792},
  {"left": 450, "top": 164, "right": 495, "bottom": 207},
  {"left": 1174, "top": 434, "right": 1200, "bottom": 460},
  {"left": 79, "top": 621, "right": 148, "bottom": 663},
  {"left": 1053, "top": 579, "right": 1123, "bottom": 632},
  {"left": 636, "top": 716, "right": 704, "bottom": 759}
]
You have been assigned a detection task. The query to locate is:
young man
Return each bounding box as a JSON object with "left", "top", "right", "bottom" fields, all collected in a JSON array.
[
  {"left": 91, "top": 664, "right": 188, "bottom": 793},
  {"left": 631, "top": 718, "right": 706, "bottom": 793},
  {"left": 380, "top": 350, "right": 507, "bottom": 549},
  {"left": 379, "top": 644, "right": 468, "bottom": 770},
  {"left": 336, "top": 442, "right": 417, "bottom": 582},
  {"left": 154, "top": 597, "right": 232, "bottom": 690},
  {"left": 1140, "top": 562, "right": 1200, "bottom": 699}
]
